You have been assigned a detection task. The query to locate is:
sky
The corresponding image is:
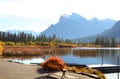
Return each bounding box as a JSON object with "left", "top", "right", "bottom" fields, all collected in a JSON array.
[{"left": 0, "top": 0, "right": 120, "bottom": 32}]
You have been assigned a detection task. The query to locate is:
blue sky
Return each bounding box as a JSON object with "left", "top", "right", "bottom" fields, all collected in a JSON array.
[{"left": 0, "top": 0, "right": 120, "bottom": 32}]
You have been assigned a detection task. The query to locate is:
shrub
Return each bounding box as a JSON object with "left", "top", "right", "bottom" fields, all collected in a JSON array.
[
  {"left": 67, "top": 66, "right": 106, "bottom": 79},
  {"left": 41, "top": 56, "right": 66, "bottom": 70},
  {"left": 67, "top": 66, "right": 79, "bottom": 73},
  {"left": 16, "top": 42, "right": 25, "bottom": 46},
  {"left": 5, "top": 42, "right": 15, "bottom": 46},
  {"left": 0, "top": 42, "right": 3, "bottom": 55}
]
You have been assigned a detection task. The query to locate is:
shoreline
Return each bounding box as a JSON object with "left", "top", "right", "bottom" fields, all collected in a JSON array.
[
  {"left": 73, "top": 47, "right": 120, "bottom": 49},
  {"left": 2, "top": 46, "right": 73, "bottom": 56},
  {"left": 0, "top": 60, "right": 98, "bottom": 79},
  {"left": 0, "top": 59, "right": 42, "bottom": 79},
  {"left": 3, "top": 46, "right": 120, "bottom": 57}
]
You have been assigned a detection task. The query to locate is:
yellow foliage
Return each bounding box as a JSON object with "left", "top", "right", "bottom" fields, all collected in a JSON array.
[
  {"left": 67, "top": 66, "right": 106, "bottom": 79},
  {"left": 0, "top": 41, "right": 3, "bottom": 55},
  {"left": 70, "top": 66, "right": 79, "bottom": 73}
]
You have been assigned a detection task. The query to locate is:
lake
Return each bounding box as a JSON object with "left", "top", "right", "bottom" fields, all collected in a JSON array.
[
  {"left": 2, "top": 47, "right": 120, "bottom": 65},
  {"left": 44, "top": 47, "right": 120, "bottom": 65},
  {"left": 1, "top": 47, "right": 120, "bottom": 79}
]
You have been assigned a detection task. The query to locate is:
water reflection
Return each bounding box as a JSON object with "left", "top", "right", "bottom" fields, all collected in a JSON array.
[
  {"left": 12, "top": 58, "right": 44, "bottom": 64},
  {"left": 2, "top": 48, "right": 120, "bottom": 65},
  {"left": 73, "top": 49, "right": 97, "bottom": 58},
  {"left": 44, "top": 48, "right": 117, "bottom": 65},
  {"left": 97, "top": 49, "right": 119, "bottom": 65},
  {"left": 44, "top": 48, "right": 71, "bottom": 56}
]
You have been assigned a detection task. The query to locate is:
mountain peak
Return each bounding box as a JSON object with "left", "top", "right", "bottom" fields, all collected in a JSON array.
[
  {"left": 71, "top": 13, "right": 86, "bottom": 20},
  {"left": 91, "top": 17, "right": 99, "bottom": 21},
  {"left": 41, "top": 13, "right": 116, "bottom": 39},
  {"left": 60, "top": 13, "right": 87, "bottom": 23},
  {"left": 71, "top": 13, "right": 80, "bottom": 17}
]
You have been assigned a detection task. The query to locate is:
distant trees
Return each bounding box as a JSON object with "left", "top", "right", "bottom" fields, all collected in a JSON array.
[
  {"left": 0, "top": 31, "right": 35, "bottom": 44},
  {"left": 0, "top": 31, "right": 73, "bottom": 46},
  {"left": 95, "top": 36, "right": 117, "bottom": 47},
  {"left": 1, "top": 31, "right": 119, "bottom": 47}
]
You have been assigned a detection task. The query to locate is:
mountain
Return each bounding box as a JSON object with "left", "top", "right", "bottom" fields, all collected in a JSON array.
[
  {"left": 75, "top": 20, "right": 120, "bottom": 42},
  {"left": 99, "top": 20, "right": 120, "bottom": 38},
  {"left": 41, "top": 13, "right": 116, "bottom": 39}
]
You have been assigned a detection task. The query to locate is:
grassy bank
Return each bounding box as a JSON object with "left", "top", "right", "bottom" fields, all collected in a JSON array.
[
  {"left": 2, "top": 45, "right": 73, "bottom": 56},
  {"left": 3, "top": 46, "right": 45, "bottom": 56}
]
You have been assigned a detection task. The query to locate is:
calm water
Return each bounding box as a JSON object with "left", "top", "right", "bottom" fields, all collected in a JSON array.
[
  {"left": 1, "top": 47, "right": 120, "bottom": 65},
  {"left": 44, "top": 47, "right": 120, "bottom": 65}
]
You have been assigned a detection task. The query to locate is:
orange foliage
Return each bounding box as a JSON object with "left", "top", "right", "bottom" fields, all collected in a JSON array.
[{"left": 41, "top": 56, "right": 66, "bottom": 70}]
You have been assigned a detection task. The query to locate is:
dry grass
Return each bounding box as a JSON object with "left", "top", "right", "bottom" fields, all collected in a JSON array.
[
  {"left": 67, "top": 66, "right": 106, "bottom": 79},
  {"left": 3, "top": 46, "right": 44, "bottom": 56}
]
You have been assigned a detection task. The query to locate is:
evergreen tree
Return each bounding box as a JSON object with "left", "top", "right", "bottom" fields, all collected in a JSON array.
[{"left": 110, "top": 37, "right": 117, "bottom": 47}]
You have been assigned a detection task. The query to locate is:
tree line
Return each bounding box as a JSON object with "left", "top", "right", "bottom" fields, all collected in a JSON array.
[
  {"left": 0, "top": 31, "right": 119, "bottom": 47},
  {"left": 0, "top": 31, "right": 73, "bottom": 46},
  {"left": 95, "top": 36, "right": 117, "bottom": 47}
]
